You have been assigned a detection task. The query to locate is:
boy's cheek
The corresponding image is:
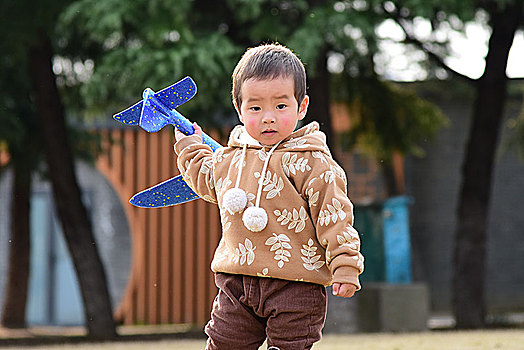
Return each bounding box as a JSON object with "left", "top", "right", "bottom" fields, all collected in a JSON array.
[
  {"left": 279, "top": 117, "right": 295, "bottom": 129},
  {"left": 245, "top": 119, "right": 258, "bottom": 130}
]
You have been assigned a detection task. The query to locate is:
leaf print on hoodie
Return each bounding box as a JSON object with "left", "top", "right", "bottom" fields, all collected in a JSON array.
[
  {"left": 301, "top": 239, "right": 325, "bottom": 271},
  {"left": 337, "top": 224, "right": 360, "bottom": 250},
  {"left": 234, "top": 238, "right": 256, "bottom": 266},
  {"left": 318, "top": 198, "right": 346, "bottom": 226},
  {"left": 254, "top": 170, "right": 284, "bottom": 199},
  {"left": 282, "top": 152, "right": 312, "bottom": 176},
  {"left": 274, "top": 207, "right": 308, "bottom": 233},
  {"left": 265, "top": 233, "right": 292, "bottom": 268}
]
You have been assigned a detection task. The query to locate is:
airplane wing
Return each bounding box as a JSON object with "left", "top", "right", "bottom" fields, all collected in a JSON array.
[
  {"left": 113, "top": 99, "right": 142, "bottom": 126},
  {"left": 113, "top": 76, "right": 196, "bottom": 126},
  {"left": 112, "top": 76, "right": 204, "bottom": 208},
  {"left": 154, "top": 76, "right": 197, "bottom": 110},
  {"left": 129, "top": 174, "right": 199, "bottom": 207}
]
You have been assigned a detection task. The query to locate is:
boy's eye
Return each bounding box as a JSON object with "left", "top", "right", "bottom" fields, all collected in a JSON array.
[
  {"left": 250, "top": 106, "right": 261, "bottom": 112},
  {"left": 276, "top": 104, "right": 287, "bottom": 110}
]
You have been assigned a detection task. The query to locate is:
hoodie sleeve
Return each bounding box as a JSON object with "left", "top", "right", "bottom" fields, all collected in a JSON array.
[
  {"left": 174, "top": 135, "right": 217, "bottom": 204},
  {"left": 300, "top": 152, "right": 364, "bottom": 289}
]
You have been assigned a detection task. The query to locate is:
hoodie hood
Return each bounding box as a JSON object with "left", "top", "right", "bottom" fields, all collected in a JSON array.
[{"left": 227, "top": 121, "right": 331, "bottom": 157}]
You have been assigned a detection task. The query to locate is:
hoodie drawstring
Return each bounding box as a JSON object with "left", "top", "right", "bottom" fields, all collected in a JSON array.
[
  {"left": 222, "top": 141, "right": 281, "bottom": 232},
  {"left": 222, "top": 143, "right": 248, "bottom": 214},
  {"left": 242, "top": 141, "right": 281, "bottom": 232}
]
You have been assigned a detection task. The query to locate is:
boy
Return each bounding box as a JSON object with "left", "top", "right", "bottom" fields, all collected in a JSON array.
[{"left": 174, "top": 43, "right": 364, "bottom": 350}]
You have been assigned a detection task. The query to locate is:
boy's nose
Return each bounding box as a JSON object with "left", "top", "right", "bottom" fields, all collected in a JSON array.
[{"left": 262, "top": 114, "right": 276, "bottom": 124}]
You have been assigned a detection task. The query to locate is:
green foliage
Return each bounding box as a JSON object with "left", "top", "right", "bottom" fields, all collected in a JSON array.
[
  {"left": 6, "top": 0, "right": 472, "bottom": 164},
  {"left": 384, "top": 0, "right": 476, "bottom": 19},
  {"left": 56, "top": 0, "right": 392, "bottom": 120},
  {"left": 0, "top": 62, "right": 31, "bottom": 156},
  {"left": 0, "top": 0, "right": 108, "bottom": 169},
  {"left": 57, "top": 0, "right": 241, "bottom": 123},
  {"left": 338, "top": 76, "right": 448, "bottom": 160},
  {"left": 226, "top": 0, "right": 267, "bottom": 22},
  {"left": 0, "top": 0, "right": 47, "bottom": 170},
  {"left": 51, "top": 0, "right": 411, "bottom": 121},
  {"left": 288, "top": 2, "right": 383, "bottom": 75}
]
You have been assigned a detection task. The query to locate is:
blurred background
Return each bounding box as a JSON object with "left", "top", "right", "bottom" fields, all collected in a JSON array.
[{"left": 0, "top": 0, "right": 523, "bottom": 340}]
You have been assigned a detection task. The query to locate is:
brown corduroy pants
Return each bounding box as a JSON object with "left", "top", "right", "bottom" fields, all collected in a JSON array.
[{"left": 205, "top": 272, "right": 327, "bottom": 350}]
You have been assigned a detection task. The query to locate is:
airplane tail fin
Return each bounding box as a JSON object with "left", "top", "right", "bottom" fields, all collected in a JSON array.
[{"left": 139, "top": 89, "right": 171, "bottom": 132}]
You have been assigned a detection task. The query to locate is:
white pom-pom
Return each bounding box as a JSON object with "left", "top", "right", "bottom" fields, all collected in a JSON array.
[
  {"left": 242, "top": 206, "right": 268, "bottom": 232},
  {"left": 222, "top": 188, "right": 248, "bottom": 214}
]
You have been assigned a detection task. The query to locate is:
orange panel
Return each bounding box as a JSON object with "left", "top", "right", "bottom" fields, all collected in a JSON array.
[
  {"left": 159, "top": 130, "right": 173, "bottom": 324},
  {"left": 147, "top": 132, "right": 161, "bottom": 324},
  {"left": 135, "top": 131, "right": 149, "bottom": 324},
  {"left": 196, "top": 202, "right": 208, "bottom": 325},
  {"left": 183, "top": 200, "right": 196, "bottom": 323},
  {"left": 172, "top": 204, "right": 184, "bottom": 323}
]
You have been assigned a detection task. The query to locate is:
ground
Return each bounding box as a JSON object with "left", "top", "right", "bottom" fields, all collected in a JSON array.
[{"left": 1, "top": 327, "right": 524, "bottom": 349}]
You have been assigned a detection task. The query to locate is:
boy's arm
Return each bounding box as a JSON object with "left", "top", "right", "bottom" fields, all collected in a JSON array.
[
  {"left": 174, "top": 123, "right": 218, "bottom": 204},
  {"left": 302, "top": 154, "right": 364, "bottom": 292}
]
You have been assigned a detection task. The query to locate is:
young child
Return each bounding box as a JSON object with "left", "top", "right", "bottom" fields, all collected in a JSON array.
[{"left": 174, "top": 43, "right": 364, "bottom": 350}]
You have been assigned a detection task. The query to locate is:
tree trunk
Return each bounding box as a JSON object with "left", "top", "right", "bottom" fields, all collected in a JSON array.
[
  {"left": 1, "top": 157, "right": 31, "bottom": 328},
  {"left": 307, "top": 49, "right": 337, "bottom": 154},
  {"left": 452, "top": 2, "right": 522, "bottom": 329},
  {"left": 27, "top": 32, "right": 117, "bottom": 339}
]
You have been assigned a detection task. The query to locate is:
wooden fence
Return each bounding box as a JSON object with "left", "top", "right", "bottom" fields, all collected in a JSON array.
[{"left": 97, "top": 128, "right": 222, "bottom": 327}]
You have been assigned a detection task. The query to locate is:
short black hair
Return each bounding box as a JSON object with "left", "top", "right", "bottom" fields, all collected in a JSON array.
[{"left": 232, "top": 43, "right": 306, "bottom": 109}]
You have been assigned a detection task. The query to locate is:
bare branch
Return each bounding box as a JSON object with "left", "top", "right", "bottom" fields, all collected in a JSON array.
[{"left": 383, "top": 4, "right": 477, "bottom": 84}]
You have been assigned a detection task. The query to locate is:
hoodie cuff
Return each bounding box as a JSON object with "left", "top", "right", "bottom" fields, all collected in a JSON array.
[
  {"left": 332, "top": 265, "right": 361, "bottom": 290},
  {"left": 174, "top": 134, "right": 203, "bottom": 155}
]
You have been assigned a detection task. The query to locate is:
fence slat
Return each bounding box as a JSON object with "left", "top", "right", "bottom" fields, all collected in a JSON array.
[
  {"left": 135, "top": 131, "right": 149, "bottom": 324},
  {"left": 159, "top": 130, "right": 173, "bottom": 323}
]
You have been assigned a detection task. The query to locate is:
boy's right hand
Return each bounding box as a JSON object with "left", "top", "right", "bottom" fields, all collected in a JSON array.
[
  {"left": 332, "top": 282, "right": 357, "bottom": 298},
  {"left": 175, "top": 122, "right": 203, "bottom": 141}
]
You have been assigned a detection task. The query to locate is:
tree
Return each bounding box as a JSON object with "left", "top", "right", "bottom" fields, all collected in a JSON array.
[
  {"left": 1, "top": 157, "right": 32, "bottom": 329},
  {"left": 0, "top": 0, "right": 45, "bottom": 328},
  {"left": 453, "top": 1, "right": 522, "bottom": 328},
  {"left": 382, "top": 0, "right": 523, "bottom": 328},
  {"left": 0, "top": 0, "right": 116, "bottom": 338},
  {"left": 28, "top": 32, "right": 117, "bottom": 339},
  {"left": 0, "top": 114, "right": 39, "bottom": 328}
]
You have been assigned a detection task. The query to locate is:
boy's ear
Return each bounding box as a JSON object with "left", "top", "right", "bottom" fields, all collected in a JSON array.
[
  {"left": 233, "top": 100, "right": 244, "bottom": 123},
  {"left": 298, "top": 95, "right": 309, "bottom": 120}
]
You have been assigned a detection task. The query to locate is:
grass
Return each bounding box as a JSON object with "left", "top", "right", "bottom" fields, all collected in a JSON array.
[{"left": 4, "top": 329, "right": 524, "bottom": 350}]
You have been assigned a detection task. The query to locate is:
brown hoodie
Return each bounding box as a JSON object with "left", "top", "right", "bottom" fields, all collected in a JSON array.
[{"left": 174, "top": 122, "right": 364, "bottom": 288}]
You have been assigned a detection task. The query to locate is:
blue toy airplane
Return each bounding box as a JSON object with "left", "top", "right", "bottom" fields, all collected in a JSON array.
[{"left": 113, "top": 76, "right": 222, "bottom": 207}]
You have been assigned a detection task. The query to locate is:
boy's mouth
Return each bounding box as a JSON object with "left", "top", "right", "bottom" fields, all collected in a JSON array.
[{"left": 262, "top": 129, "right": 276, "bottom": 135}]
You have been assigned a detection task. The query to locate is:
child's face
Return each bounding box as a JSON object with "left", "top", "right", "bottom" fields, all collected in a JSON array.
[{"left": 235, "top": 76, "right": 309, "bottom": 146}]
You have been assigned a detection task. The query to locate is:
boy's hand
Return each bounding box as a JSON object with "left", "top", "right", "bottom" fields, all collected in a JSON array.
[
  {"left": 175, "top": 122, "right": 203, "bottom": 141},
  {"left": 332, "top": 283, "right": 357, "bottom": 298}
]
